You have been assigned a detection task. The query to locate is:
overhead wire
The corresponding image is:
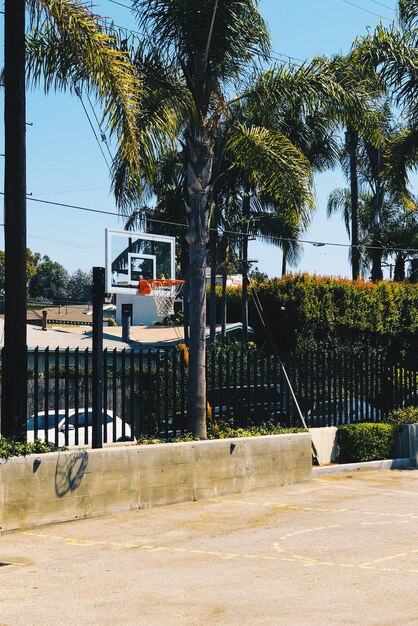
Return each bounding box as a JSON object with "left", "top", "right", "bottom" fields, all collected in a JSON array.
[
  {"left": 341, "top": 0, "right": 392, "bottom": 21},
  {"left": 0, "top": 192, "right": 417, "bottom": 256},
  {"left": 75, "top": 86, "right": 112, "bottom": 173},
  {"left": 367, "top": 0, "right": 396, "bottom": 10},
  {"left": 84, "top": 91, "right": 114, "bottom": 164}
]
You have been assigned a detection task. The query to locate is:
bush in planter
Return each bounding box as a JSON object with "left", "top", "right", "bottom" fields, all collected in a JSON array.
[
  {"left": 384, "top": 406, "right": 418, "bottom": 430},
  {"left": 337, "top": 423, "right": 395, "bottom": 463},
  {"left": 0, "top": 437, "right": 62, "bottom": 460}
]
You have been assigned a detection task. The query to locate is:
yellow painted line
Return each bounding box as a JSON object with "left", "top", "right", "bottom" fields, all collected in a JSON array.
[
  {"left": 150, "top": 547, "right": 170, "bottom": 552},
  {"left": 207, "top": 497, "right": 418, "bottom": 522},
  {"left": 222, "top": 554, "right": 240, "bottom": 560},
  {"left": 20, "top": 530, "right": 418, "bottom": 577},
  {"left": 273, "top": 543, "right": 284, "bottom": 553},
  {"left": 171, "top": 548, "right": 188, "bottom": 552},
  {"left": 381, "top": 567, "right": 400, "bottom": 572},
  {"left": 369, "top": 552, "right": 407, "bottom": 564}
]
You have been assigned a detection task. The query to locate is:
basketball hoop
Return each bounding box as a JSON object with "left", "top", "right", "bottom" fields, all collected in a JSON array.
[{"left": 138, "top": 279, "right": 185, "bottom": 318}]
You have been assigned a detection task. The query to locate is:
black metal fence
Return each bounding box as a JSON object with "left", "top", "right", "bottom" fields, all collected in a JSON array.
[{"left": 6, "top": 344, "right": 418, "bottom": 444}]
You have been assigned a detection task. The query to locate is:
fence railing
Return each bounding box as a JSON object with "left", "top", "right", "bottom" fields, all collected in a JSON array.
[{"left": 3, "top": 344, "right": 418, "bottom": 444}]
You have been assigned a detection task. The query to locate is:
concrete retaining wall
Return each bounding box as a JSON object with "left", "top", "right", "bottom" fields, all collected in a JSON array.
[{"left": 0, "top": 433, "right": 311, "bottom": 533}]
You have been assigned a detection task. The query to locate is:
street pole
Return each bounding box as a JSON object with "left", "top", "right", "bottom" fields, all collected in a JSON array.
[{"left": 2, "top": 0, "right": 27, "bottom": 439}]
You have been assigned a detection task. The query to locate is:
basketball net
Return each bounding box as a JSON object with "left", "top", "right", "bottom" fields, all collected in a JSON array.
[{"left": 138, "top": 279, "right": 185, "bottom": 319}]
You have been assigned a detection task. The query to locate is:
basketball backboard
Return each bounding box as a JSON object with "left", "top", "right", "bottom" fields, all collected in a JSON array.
[{"left": 105, "top": 229, "right": 176, "bottom": 295}]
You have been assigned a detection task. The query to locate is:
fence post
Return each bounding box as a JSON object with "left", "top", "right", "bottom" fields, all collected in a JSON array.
[{"left": 92, "top": 267, "right": 105, "bottom": 449}]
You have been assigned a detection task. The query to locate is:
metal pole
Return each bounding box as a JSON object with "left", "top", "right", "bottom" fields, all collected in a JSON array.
[
  {"left": 92, "top": 267, "right": 105, "bottom": 448},
  {"left": 2, "top": 0, "right": 27, "bottom": 439}
]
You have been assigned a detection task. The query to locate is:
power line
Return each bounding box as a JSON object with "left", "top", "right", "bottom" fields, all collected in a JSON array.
[
  {"left": 341, "top": 0, "right": 392, "bottom": 22},
  {"left": 74, "top": 86, "right": 112, "bottom": 172},
  {"left": 85, "top": 91, "right": 114, "bottom": 163},
  {"left": 1, "top": 192, "right": 417, "bottom": 255},
  {"left": 33, "top": 186, "right": 108, "bottom": 197},
  {"left": 367, "top": 0, "right": 396, "bottom": 11}
]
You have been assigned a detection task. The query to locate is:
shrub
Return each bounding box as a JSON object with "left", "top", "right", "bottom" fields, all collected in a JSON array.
[
  {"left": 0, "top": 437, "right": 62, "bottom": 459},
  {"left": 135, "top": 424, "right": 305, "bottom": 444},
  {"left": 384, "top": 406, "right": 418, "bottom": 430},
  {"left": 208, "top": 424, "right": 306, "bottom": 439},
  {"left": 337, "top": 423, "right": 395, "bottom": 463},
  {"left": 212, "top": 274, "right": 418, "bottom": 350}
]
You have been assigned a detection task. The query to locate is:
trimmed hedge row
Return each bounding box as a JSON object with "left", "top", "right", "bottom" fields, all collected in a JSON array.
[
  {"left": 337, "top": 424, "right": 395, "bottom": 463},
  {"left": 210, "top": 274, "right": 418, "bottom": 349},
  {"left": 336, "top": 407, "right": 418, "bottom": 463}
]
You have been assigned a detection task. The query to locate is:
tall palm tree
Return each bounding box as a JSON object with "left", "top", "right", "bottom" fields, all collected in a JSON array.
[{"left": 113, "top": 2, "right": 374, "bottom": 437}]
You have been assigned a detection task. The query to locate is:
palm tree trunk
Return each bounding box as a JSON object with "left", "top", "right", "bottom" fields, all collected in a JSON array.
[
  {"left": 187, "top": 242, "right": 207, "bottom": 437},
  {"left": 241, "top": 191, "right": 250, "bottom": 342},
  {"left": 185, "top": 137, "right": 213, "bottom": 439},
  {"left": 281, "top": 248, "right": 288, "bottom": 277},
  {"left": 221, "top": 266, "right": 227, "bottom": 340},
  {"left": 183, "top": 268, "right": 190, "bottom": 345},
  {"left": 346, "top": 126, "right": 360, "bottom": 281},
  {"left": 394, "top": 253, "right": 406, "bottom": 282},
  {"left": 371, "top": 177, "right": 385, "bottom": 283},
  {"left": 2, "top": 0, "right": 27, "bottom": 440},
  {"left": 209, "top": 231, "right": 217, "bottom": 343}
]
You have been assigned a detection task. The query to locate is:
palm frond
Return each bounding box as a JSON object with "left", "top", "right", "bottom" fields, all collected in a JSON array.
[
  {"left": 133, "top": 0, "right": 271, "bottom": 78},
  {"left": 225, "top": 123, "right": 314, "bottom": 227},
  {"left": 27, "top": 0, "right": 142, "bottom": 179},
  {"left": 327, "top": 188, "right": 352, "bottom": 237}
]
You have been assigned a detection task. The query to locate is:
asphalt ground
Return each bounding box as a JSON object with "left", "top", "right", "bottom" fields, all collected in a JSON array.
[{"left": 1, "top": 469, "right": 418, "bottom": 625}]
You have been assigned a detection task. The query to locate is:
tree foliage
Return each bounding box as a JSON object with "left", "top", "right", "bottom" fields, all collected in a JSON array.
[{"left": 28, "top": 257, "right": 69, "bottom": 299}]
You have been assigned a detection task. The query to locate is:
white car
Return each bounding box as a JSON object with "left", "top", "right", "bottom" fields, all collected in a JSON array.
[{"left": 27, "top": 409, "right": 133, "bottom": 447}]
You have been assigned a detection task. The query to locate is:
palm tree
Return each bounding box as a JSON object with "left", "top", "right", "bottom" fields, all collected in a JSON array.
[{"left": 112, "top": 2, "right": 373, "bottom": 437}]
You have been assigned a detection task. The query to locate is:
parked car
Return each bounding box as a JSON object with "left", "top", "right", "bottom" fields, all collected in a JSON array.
[
  {"left": 27, "top": 409, "right": 133, "bottom": 446},
  {"left": 306, "top": 400, "right": 380, "bottom": 426}
]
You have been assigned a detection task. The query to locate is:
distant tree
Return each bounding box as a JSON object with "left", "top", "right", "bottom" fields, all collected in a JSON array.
[
  {"left": 249, "top": 267, "right": 268, "bottom": 284},
  {"left": 28, "top": 258, "right": 69, "bottom": 300},
  {"left": 67, "top": 269, "right": 92, "bottom": 300},
  {"left": 0, "top": 248, "right": 42, "bottom": 295}
]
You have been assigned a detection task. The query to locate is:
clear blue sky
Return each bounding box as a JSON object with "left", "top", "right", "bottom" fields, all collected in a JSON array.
[{"left": 1, "top": 0, "right": 401, "bottom": 278}]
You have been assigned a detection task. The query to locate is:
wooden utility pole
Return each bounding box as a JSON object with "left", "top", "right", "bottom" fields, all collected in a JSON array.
[{"left": 2, "top": 0, "right": 28, "bottom": 439}]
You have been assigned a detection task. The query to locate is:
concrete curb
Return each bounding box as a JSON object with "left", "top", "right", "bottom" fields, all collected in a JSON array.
[{"left": 312, "top": 457, "right": 414, "bottom": 475}]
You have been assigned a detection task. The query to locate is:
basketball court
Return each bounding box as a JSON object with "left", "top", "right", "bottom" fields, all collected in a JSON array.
[{"left": 1, "top": 469, "right": 418, "bottom": 625}]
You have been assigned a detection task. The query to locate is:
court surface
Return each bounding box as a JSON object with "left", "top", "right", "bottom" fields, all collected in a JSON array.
[{"left": 1, "top": 469, "right": 418, "bottom": 625}]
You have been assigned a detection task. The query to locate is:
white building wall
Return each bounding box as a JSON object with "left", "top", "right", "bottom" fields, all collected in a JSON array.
[{"left": 116, "top": 294, "right": 160, "bottom": 326}]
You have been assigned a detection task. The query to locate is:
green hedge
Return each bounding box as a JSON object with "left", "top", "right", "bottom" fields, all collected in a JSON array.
[
  {"left": 0, "top": 437, "right": 61, "bottom": 459},
  {"left": 337, "top": 423, "right": 395, "bottom": 463},
  {"left": 209, "top": 274, "right": 418, "bottom": 349},
  {"left": 384, "top": 406, "right": 418, "bottom": 429}
]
